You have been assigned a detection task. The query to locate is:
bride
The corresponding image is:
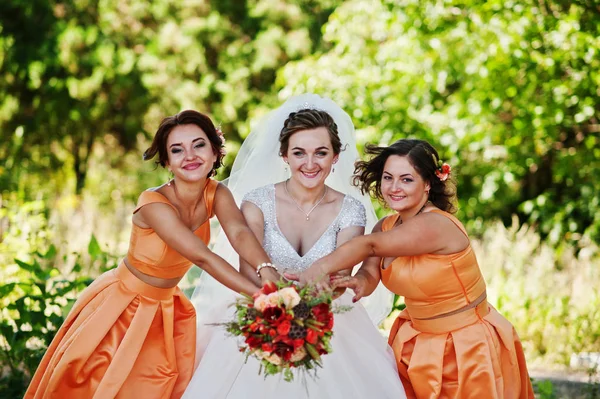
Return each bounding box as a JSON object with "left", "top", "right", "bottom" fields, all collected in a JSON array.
[{"left": 183, "top": 94, "right": 406, "bottom": 398}]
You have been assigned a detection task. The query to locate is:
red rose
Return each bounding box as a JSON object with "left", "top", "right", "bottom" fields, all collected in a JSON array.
[
  {"left": 292, "top": 339, "right": 305, "bottom": 350},
  {"left": 312, "top": 303, "right": 329, "bottom": 317},
  {"left": 306, "top": 328, "right": 318, "bottom": 344},
  {"left": 250, "top": 322, "right": 260, "bottom": 332},
  {"left": 261, "top": 343, "right": 273, "bottom": 353},
  {"left": 277, "top": 320, "right": 291, "bottom": 336},
  {"left": 262, "top": 281, "right": 278, "bottom": 295},
  {"left": 326, "top": 317, "right": 334, "bottom": 330},
  {"left": 269, "top": 329, "right": 276, "bottom": 337},
  {"left": 245, "top": 335, "right": 262, "bottom": 348},
  {"left": 262, "top": 306, "right": 285, "bottom": 325}
]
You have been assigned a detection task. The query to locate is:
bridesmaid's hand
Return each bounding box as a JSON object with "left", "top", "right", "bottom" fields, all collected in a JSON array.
[{"left": 330, "top": 274, "right": 369, "bottom": 303}]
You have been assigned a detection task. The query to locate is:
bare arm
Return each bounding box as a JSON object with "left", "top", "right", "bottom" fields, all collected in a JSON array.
[
  {"left": 237, "top": 200, "right": 278, "bottom": 286},
  {"left": 290, "top": 212, "right": 469, "bottom": 283},
  {"left": 331, "top": 218, "right": 385, "bottom": 301},
  {"left": 137, "top": 202, "right": 259, "bottom": 295},
  {"left": 330, "top": 224, "right": 364, "bottom": 297},
  {"left": 214, "top": 184, "right": 280, "bottom": 285}
]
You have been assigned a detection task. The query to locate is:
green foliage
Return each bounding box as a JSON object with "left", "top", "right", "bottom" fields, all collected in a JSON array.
[
  {"left": 278, "top": 0, "right": 600, "bottom": 245},
  {"left": 472, "top": 219, "right": 600, "bottom": 366},
  {"left": 0, "top": 0, "right": 342, "bottom": 196},
  {"left": 0, "top": 236, "right": 118, "bottom": 397},
  {"left": 534, "top": 379, "right": 557, "bottom": 399}
]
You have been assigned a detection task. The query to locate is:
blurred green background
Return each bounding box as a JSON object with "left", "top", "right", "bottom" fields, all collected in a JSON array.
[{"left": 1, "top": 0, "right": 599, "bottom": 397}]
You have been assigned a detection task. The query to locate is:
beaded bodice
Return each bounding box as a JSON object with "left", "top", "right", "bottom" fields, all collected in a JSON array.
[{"left": 242, "top": 184, "right": 366, "bottom": 273}]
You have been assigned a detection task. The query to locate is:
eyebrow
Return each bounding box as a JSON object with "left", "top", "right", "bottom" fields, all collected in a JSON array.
[
  {"left": 383, "top": 171, "right": 413, "bottom": 178},
  {"left": 291, "top": 146, "right": 330, "bottom": 151},
  {"left": 169, "top": 137, "right": 205, "bottom": 148}
]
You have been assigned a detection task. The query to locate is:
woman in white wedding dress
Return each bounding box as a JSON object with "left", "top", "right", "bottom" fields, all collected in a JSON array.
[{"left": 183, "top": 95, "right": 406, "bottom": 399}]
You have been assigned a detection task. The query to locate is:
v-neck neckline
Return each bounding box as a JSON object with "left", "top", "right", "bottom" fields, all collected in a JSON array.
[{"left": 271, "top": 184, "right": 346, "bottom": 258}]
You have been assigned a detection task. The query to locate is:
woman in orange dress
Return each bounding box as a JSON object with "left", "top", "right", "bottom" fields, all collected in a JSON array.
[
  {"left": 25, "top": 110, "right": 280, "bottom": 399},
  {"left": 291, "top": 139, "right": 534, "bottom": 398}
]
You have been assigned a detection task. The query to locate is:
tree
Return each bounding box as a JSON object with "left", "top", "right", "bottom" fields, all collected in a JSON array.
[
  {"left": 0, "top": 0, "right": 342, "bottom": 194},
  {"left": 278, "top": 0, "right": 600, "bottom": 245}
]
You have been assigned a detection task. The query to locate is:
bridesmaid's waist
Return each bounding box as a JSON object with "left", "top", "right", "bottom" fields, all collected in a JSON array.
[
  {"left": 404, "top": 290, "right": 487, "bottom": 320},
  {"left": 407, "top": 299, "right": 490, "bottom": 334},
  {"left": 115, "top": 261, "right": 180, "bottom": 300}
]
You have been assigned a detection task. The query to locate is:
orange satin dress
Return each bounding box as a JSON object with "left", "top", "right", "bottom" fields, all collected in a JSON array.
[
  {"left": 382, "top": 209, "right": 534, "bottom": 399},
  {"left": 25, "top": 179, "right": 219, "bottom": 399}
]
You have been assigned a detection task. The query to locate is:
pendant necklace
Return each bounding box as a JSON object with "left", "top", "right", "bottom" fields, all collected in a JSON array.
[{"left": 284, "top": 179, "right": 328, "bottom": 221}]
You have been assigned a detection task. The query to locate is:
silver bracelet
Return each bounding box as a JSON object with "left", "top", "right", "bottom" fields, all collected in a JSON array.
[{"left": 256, "top": 262, "right": 277, "bottom": 277}]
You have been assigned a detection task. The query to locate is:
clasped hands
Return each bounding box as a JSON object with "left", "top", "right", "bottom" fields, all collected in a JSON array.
[{"left": 283, "top": 261, "right": 369, "bottom": 303}]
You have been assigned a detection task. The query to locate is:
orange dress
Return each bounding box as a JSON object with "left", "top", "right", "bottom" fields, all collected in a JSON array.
[
  {"left": 382, "top": 209, "right": 534, "bottom": 399},
  {"left": 25, "top": 179, "right": 219, "bottom": 399}
]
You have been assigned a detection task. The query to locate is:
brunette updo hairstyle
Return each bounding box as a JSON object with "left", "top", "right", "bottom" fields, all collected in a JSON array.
[
  {"left": 143, "top": 110, "right": 225, "bottom": 177},
  {"left": 353, "top": 139, "right": 457, "bottom": 213},
  {"left": 279, "top": 109, "right": 343, "bottom": 156}
]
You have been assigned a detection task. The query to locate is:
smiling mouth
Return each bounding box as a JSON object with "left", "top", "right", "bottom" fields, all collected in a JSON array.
[
  {"left": 388, "top": 194, "right": 406, "bottom": 201},
  {"left": 301, "top": 170, "right": 320, "bottom": 178},
  {"left": 183, "top": 163, "right": 202, "bottom": 170}
]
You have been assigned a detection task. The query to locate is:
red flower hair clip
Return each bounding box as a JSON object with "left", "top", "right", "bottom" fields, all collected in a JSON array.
[
  {"left": 432, "top": 155, "right": 451, "bottom": 181},
  {"left": 436, "top": 163, "right": 451, "bottom": 181}
]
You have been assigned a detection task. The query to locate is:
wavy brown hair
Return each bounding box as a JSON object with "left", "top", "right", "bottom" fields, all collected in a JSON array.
[
  {"left": 279, "top": 109, "right": 343, "bottom": 156},
  {"left": 353, "top": 139, "right": 457, "bottom": 213},
  {"left": 143, "top": 110, "right": 225, "bottom": 177}
]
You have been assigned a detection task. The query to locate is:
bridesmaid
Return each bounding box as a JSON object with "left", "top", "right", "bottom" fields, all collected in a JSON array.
[
  {"left": 291, "top": 139, "right": 535, "bottom": 398},
  {"left": 25, "top": 110, "right": 279, "bottom": 399}
]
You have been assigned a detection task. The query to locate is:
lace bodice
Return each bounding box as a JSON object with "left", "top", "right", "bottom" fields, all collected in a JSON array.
[{"left": 243, "top": 184, "right": 366, "bottom": 273}]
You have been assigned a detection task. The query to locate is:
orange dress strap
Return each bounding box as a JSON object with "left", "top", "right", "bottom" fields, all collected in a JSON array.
[
  {"left": 425, "top": 208, "right": 469, "bottom": 238},
  {"left": 203, "top": 179, "right": 219, "bottom": 218},
  {"left": 133, "top": 191, "right": 178, "bottom": 214},
  {"left": 381, "top": 214, "right": 400, "bottom": 232}
]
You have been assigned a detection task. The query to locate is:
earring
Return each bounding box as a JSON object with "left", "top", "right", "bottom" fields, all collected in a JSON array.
[
  {"left": 332, "top": 166, "right": 335, "bottom": 173},
  {"left": 167, "top": 171, "right": 173, "bottom": 186}
]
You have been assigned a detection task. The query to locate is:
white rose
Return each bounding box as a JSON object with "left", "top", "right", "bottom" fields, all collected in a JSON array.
[
  {"left": 253, "top": 294, "right": 269, "bottom": 312},
  {"left": 290, "top": 346, "right": 307, "bottom": 362},
  {"left": 266, "top": 292, "right": 282, "bottom": 307},
  {"left": 265, "top": 353, "right": 282, "bottom": 365},
  {"left": 279, "top": 287, "right": 301, "bottom": 309}
]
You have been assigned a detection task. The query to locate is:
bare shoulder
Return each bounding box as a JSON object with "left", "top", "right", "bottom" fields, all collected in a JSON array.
[
  {"left": 325, "top": 186, "right": 346, "bottom": 205},
  {"left": 372, "top": 217, "right": 386, "bottom": 233}
]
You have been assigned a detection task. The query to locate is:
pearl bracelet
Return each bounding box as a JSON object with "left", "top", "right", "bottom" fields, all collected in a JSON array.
[{"left": 256, "top": 262, "right": 277, "bottom": 277}]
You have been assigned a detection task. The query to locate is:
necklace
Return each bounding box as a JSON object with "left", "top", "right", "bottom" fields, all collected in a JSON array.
[
  {"left": 284, "top": 179, "right": 328, "bottom": 221},
  {"left": 395, "top": 201, "right": 430, "bottom": 226}
]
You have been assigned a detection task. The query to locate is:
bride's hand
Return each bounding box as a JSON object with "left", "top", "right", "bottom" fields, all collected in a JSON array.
[
  {"left": 259, "top": 267, "right": 283, "bottom": 285},
  {"left": 284, "top": 261, "right": 329, "bottom": 292},
  {"left": 330, "top": 274, "right": 368, "bottom": 303}
]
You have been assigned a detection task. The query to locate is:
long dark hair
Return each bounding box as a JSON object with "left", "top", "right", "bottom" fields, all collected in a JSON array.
[
  {"left": 353, "top": 139, "right": 457, "bottom": 213},
  {"left": 143, "top": 110, "right": 225, "bottom": 177}
]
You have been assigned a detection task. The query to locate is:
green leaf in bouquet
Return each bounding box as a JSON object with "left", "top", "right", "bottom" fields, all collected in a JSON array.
[
  {"left": 305, "top": 343, "right": 321, "bottom": 362},
  {"left": 283, "top": 367, "right": 294, "bottom": 382}
]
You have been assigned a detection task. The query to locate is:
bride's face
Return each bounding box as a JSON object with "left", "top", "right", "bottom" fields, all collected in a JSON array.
[{"left": 282, "top": 127, "right": 339, "bottom": 190}]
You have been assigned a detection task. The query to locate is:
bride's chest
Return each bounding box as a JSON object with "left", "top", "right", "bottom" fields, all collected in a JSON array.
[{"left": 263, "top": 225, "right": 338, "bottom": 272}]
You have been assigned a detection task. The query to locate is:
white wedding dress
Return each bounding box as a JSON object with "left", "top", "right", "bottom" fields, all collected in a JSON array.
[{"left": 182, "top": 185, "right": 406, "bottom": 399}]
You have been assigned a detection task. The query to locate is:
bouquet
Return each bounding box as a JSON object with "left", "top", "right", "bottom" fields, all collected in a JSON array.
[{"left": 220, "top": 280, "right": 349, "bottom": 382}]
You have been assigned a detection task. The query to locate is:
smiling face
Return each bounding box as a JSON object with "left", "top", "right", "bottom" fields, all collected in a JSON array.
[
  {"left": 381, "top": 155, "right": 430, "bottom": 212},
  {"left": 282, "top": 127, "right": 338, "bottom": 190},
  {"left": 166, "top": 124, "right": 217, "bottom": 182}
]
